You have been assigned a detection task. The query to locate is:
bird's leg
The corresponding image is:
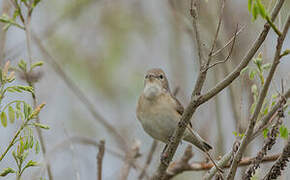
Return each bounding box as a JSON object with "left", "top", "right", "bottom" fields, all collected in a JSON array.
[
  {"left": 204, "top": 151, "right": 224, "bottom": 175},
  {"left": 160, "top": 144, "right": 169, "bottom": 166},
  {"left": 160, "top": 135, "right": 176, "bottom": 165}
]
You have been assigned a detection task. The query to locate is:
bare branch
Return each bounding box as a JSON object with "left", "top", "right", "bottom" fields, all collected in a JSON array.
[
  {"left": 244, "top": 112, "right": 283, "bottom": 179},
  {"left": 203, "top": 24, "right": 238, "bottom": 71},
  {"left": 197, "top": 0, "right": 286, "bottom": 105},
  {"left": 97, "top": 140, "right": 105, "bottom": 180},
  {"left": 119, "top": 141, "right": 141, "bottom": 180},
  {"left": 151, "top": 0, "right": 287, "bottom": 179},
  {"left": 280, "top": 49, "right": 290, "bottom": 58},
  {"left": 47, "top": 136, "right": 123, "bottom": 161},
  {"left": 205, "top": 88, "right": 290, "bottom": 179},
  {"left": 164, "top": 152, "right": 280, "bottom": 179},
  {"left": 31, "top": 33, "right": 128, "bottom": 152},
  {"left": 227, "top": 13, "right": 290, "bottom": 180},
  {"left": 139, "top": 140, "right": 158, "bottom": 180},
  {"left": 252, "top": 91, "right": 289, "bottom": 140},
  {"left": 212, "top": 25, "right": 246, "bottom": 57},
  {"left": 190, "top": 0, "right": 203, "bottom": 67},
  {"left": 263, "top": 138, "right": 290, "bottom": 180},
  {"left": 206, "top": 0, "right": 225, "bottom": 65}
]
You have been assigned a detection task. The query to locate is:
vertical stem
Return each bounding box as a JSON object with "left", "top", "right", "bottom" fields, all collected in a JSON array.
[{"left": 97, "top": 140, "right": 105, "bottom": 180}]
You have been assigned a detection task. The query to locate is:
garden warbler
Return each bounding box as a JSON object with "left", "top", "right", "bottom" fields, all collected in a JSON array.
[{"left": 136, "top": 68, "right": 212, "bottom": 152}]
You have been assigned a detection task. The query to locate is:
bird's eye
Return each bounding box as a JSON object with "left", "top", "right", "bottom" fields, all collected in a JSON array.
[{"left": 159, "top": 75, "right": 164, "bottom": 79}]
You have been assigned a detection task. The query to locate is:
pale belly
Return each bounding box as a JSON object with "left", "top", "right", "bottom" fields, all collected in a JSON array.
[{"left": 138, "top": 105, "right": 179, "bottom": 143}]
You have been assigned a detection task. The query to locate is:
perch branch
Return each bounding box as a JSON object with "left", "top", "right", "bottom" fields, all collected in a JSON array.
[
  {"left": 227, "top": 13, "right": 290, "bottom": 180},
  {"left": 97, "top": 140, "right": 105, "bottom": 180}
]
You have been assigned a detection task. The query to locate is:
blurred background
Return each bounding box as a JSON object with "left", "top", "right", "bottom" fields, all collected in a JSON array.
[{"left": 0, "top": 0, "right": 290, "bottom": 179}]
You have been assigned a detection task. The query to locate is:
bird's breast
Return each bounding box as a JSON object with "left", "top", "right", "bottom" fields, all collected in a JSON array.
[{"left": 137, "top": 93, "right": 180, "bottom": 142}]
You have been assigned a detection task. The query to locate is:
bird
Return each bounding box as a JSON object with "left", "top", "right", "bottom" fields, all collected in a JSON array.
[{"left": 136, "top": 68, "right": 212, "bottom": 152}]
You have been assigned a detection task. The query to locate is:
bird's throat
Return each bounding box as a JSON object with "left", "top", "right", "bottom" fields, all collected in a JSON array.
[{"left": 143, "top": 82, "right": 162, "bottom": 100}]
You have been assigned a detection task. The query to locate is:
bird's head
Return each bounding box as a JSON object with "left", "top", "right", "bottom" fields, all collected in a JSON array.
[{"left": 143, "top": 68, "right": 170, "bottom": 100}]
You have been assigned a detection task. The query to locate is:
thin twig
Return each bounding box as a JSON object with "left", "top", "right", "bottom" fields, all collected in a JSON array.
[
  {"left": 0, "top": 0, "right": 11, "bottom": 65},
  {"left": 263, "top": 138, "right": 290, "bottom": 180},
  {"left": 227, "top": 14, "right": 290, "bottom": 180},
  {"left": 206, "top": 0, "right": 226, "bottom": 66},
  {"left": 119, "top": 141, "right": 141, "bottom": 180},
  {"left": 138, "top": 140, "right": 158, "bottom": 180},
  {"left": 203, "top": 24, "right": 238, "bottom": 71},
  {"left": 190, "top": 0, "right": 203, "bottom": 67},
  {"left": 197, "top": 0, "right": 285, "bottom": 107},
  {"left": 164, "top": 152, "right": 280, "bottom": 179},
  {"left": 244, "top": 113, "right": 283, "bottom": 179},
  {"left": 212, "top": 25, "right": 246, "bottom": 57},
  {"left": 152, "top": 1, "right": 228, "bottom": 178},
  {"left": 97, "top": 140, "right": 105, "bottom": 180},
  {"left": 31, "top": 33, "right": 128, "bottom": 152},
  {"left": 204, "top": 89, "right": 290, "bottom": 179},
  {"left": 15, "top": 1, "right": 53, "bottom": 179}
]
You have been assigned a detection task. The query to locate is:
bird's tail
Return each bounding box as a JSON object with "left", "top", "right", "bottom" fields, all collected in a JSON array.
[
  {"left": 184, "top": 126, "right": 212, "bottom": 152},
  {"left": 201, "top": 140, "right": 213, "bottom": 152}
]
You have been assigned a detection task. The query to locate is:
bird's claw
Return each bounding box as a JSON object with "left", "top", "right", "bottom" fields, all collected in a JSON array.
[{"left": 160, "top": 152, "right": 169, "bottom": 166}]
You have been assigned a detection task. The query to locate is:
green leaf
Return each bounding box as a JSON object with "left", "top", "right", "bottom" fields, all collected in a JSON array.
[
  {"left": 12, "top": 9, "right": 20, "bottom": 20},
  {"left": 18, "top": 60, "right": 27, "bottom": 72},
  {"left": 262, "top": 63, "right": 271, "bottom": 70},
  {"left": 0, "top": 14, "right": 10, "bottom": 23},
  {"left": 35, "top": 140, "right": 40, "bottom": 154},
  {"left": 24, "top": 103, "right": 29, "bottom": 119},
  {"left": 250, "top": 102, "right": 257, "bottom": 115},
  {"left": 25, "top": 160, "right": 38, "bottom": 167},
  {"left": 263, "top": 128, "right": 269, "bottom": 138},
  {"left": 248, "top": 0, "right": 253, "bottom": 12},
  {"left": 239, "top": 133, "right": 245, "bottom": 138},
  {"left": 251, "top": 84, "right": 258, "bottom": 94},
  {"left": 33, "top": 123, "right": 50, "bottom": 130},
  {"left": 8, "top": 106, "right": 15, "bottom": 124},
  {"left": 252, "top": 3, "right": 259, "bottom": 21},
  {"left": 32, "top": 0, "right": 42, "bottom": 8},
  {"left": 249, "top": 70, "right": 257, "bottom": 80},
  {"left": 16, "top": 102, "right": 21, "bottom": 119},
  {"left": 22, "top": 151, "right": 29, "bottom": 162},
  {"left": 0, "top": 168, "right": 15, "bottom": 177},
  {"left": 17, "top": 86, "right": 34, "bottom": 93},
  {"left": 24, "top": 136, "right": 29, "bottom": 150},
  {"left": 253, "top": 57, "right": 262, "bottom": 70},
  {"left": 264, "top": 105, "right": 268, "bottom": 115},
  {"left": 12, "top": 151, "right": 17, "bottom": 162},
  {"left": 241, "top": 67, "right": 249, "bottom": 74},
  {"left": 31, "top": 61, "right": 44, "bottom": 69},
  {"left": 1, "top": 111, "right": 7, "bottom": 127},
  {"left": 0, "top": 68, "right": 2, "bottom": 83},
  {"left": 29, "top": 136, "right": 34, "bottom": 148},
  {"left": 272, "top": 93, "right": 279, "bottom": 99},
  {"left": 280, "top": 125, "right": 288, "bottom": 139},
  {"left": 256, "top": 0, "right": 267, "bottom": 18}
]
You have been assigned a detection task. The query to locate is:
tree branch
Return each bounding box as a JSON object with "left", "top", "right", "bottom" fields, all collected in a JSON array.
[
  {"left": 263, "top": 138, "right": 290, "bottom": 180},
  {"left": 197, "top": 0, "right": 286, "bottom": 105},
  {"left": 227, "top": 13, "right": 290, "bottom": 180},
  {"left": 119, "top": 141, "right": 141, "bottom": 180},
  {"left": 139, "top": 140, "right": 158, "bottom": 180},
  {"left": 97, "top": 140, "right": 105, "bottom": 180},
  {"left": 152, "top": 0, "right": 286, "bottom": 179},
  {"left": 31, "top": 33, "right": 128, "bottom": 153},
  {"left": 190, "top": 0, "right": 203, "bottom": 67},
  {"left": 204, "top": 88, "right": 290, "bottom": 179},
  {"left": 164, "top": 153, "right": 280, "bottom": 179}
]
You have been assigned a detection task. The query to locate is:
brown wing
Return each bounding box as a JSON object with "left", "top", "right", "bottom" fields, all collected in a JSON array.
[{"left": 171, "top": 94, "right": 193, "bottom": 128}]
